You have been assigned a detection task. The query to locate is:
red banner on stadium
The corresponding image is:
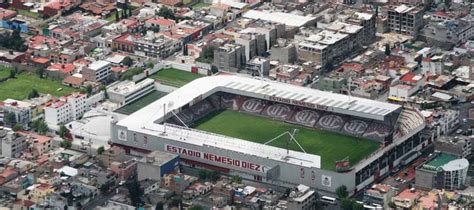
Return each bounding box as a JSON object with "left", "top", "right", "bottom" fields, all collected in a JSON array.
[
  {"left": 165, "top": 144, "right": 265, "bottom": 172},
  {"left": 335, "top": 160, "right": 351, "bottom": 172}
]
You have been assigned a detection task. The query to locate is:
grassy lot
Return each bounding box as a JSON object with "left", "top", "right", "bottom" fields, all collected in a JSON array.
[
  {"left": 115, "top": 91, "right": 167, "bottom": 115},
  {"left": 0, "top": 72, "right": 76, "bottom": 101},
  {"left": 17, "top": 9, "right": 42, "bottom": 19},
  {"left": 194, "top": 110, "right": 381, "bottom": 171},
  {"left": 151, "top": 68, "right": 204, "bottom": 87},
  {"left": 191, "top": 2, "right": 210, "bottom": 9},
  {"left": 0, "top": 67, "right": 11, "bottom": 79}
]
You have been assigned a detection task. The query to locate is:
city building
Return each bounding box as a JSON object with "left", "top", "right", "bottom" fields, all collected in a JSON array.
[
  {"left": 286, "top": 184, "right": 316, "bottom": 210},
  {"left": 44, "top": 92, "right": 88, "bottom": 125},
  {"left": 0, "top": 128, "right": 27, "bottom": 158},
  {"left": 297, "top": 22, "right": 363, "bottom": 68},
  {"left": 270, "top": 39, "right": 297, "bottom": 64},
  {"left": 363, "top": 184, "right": 396, "bottom": 209},
  {"left": 213, "top": 43, "right": 246, "bottom": 72},
  {"left": 2, "top": 99, "right": 34, "bottom": 128},
  {"left": 82, "top": 60, "right": 112, "bottom": 82},
  {"left": 435, "top": 136, "right": 472, "bottom": 158},
  {"left": 137, "top": 151, "right": 179, "bottom": 181},
  {"left": 424, "top": 20, "right": 474, "bottom": 49},
  {"left": 387, "top": 5, "right": 424, "bottom": 37},
  {"left": 415, "top": 153, "right": 469, "bottom": 191},
  {"left": 107, "top": 78, "right": 156, "bottom": 107},
  {"left": 392, "top": 188, "right": 421, "bottom": 209},
  {"left": 245, "top": 57, "right": 270, "bottom": 76},
  {"left": 134, "top": 33, "right": 181, "bottom": 58}
]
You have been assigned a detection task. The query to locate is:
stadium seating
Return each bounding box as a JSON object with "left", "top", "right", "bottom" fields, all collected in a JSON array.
[
  {"left": 341, "top": 118, "right": 370, "bottom": 136},
  {"left": 288, "top": 109, "right": 321, "bottom": 127},
  {"left": 261, "top": 103, "right": 294, "bottom": 120},
  {"left": 394, "top": 109, "right": 425, "bottom": 139},
  {"left": 240, "top": 98, "right": 267, "bottom": 113},
  {"left": 363, "top": 122, "right": 392, "bottom": 141},
  {"left": 315, "top": 113, "right": 348, "bottom": 132},
  {"left": 189, "top": 99, "right": 216, "bottom": 120}
]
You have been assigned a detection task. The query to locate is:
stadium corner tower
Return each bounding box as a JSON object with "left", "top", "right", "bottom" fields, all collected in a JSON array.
[{"left": 111, "top": 75, "right": 426, "bottom": 195}]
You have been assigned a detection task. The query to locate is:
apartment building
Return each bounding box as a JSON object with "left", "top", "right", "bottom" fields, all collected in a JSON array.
[
  {"left": 297, "top": 22, "right": 363, "bottom": 68},
  {"left": 2, "top": 99, "right": 33, "bottom": 128},
  {"left": 424, "top": 20, "right": 474, "bottom": 49},
  {"left": 134, "top": 34, "right": 181, "bottom": 59},
  {"left": 82, "top": 60, "right": 112, "bottom": 82},
  {"left": 0, "top": 128, "right": 27, "bottom": 158},
  {"left": 44, "top": 92, "right": 88, "bottom": 125},
  {"left": 388, "top": 5, "right": 424, "bottom": 37},
  {"left": 213, "top": 43, "right": 246, "bottom": 72}
]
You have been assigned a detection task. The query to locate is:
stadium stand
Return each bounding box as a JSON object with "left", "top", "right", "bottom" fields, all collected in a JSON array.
[
  {"left": 288, "top": 108, "right": 321, "bottom": 127},
  {"left": 342, "top": 118, "right": 370, "bottom": 136},
  {"left": 363, "top": 122, "right": 392, "bottom": 141},
  {"left": 261, "top": 103, "right": 294, "bottom": 120},
  {"left": 190, "top": 99, "right": 216, "bottom": 120},
  {"left": 240, "top": 98, "right": 267, "bottom": 113},
  {"left": 315, "top": 113, "right": 348, "bottom": 132},
  {"left": 394, "top": 109, "right": 424, "bottom": 139}
]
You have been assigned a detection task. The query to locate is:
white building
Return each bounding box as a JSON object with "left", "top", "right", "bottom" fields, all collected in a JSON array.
[
  {"left": 44, "top": 93, "right": 88, "bottom": 125},
  {"left": 82, "top": 60, "right": 112, "bottom": 82},
  {"left": 2, "top": 99, "right": 34, "bottom": 128},
  {"left": 0, "top": 128, "right": 27, "bottom": 158},
  {"left": 108, "top": 78, "right": 156, "bottom": 107}
]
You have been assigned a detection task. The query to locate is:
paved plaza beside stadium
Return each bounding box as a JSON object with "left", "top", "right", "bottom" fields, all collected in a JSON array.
[{"left": 193, "top": 110, "right": 381, "bottom": 171}]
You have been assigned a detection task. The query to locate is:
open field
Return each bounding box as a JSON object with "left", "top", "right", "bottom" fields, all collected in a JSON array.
[
  {"left": 193, "top": 110, "right": 381, "bottom": 171},
  {"left": 151, "top": 68, "right": 204, "bottom": 87},
  {"left": 191, "top": 2, "right": 210, "bottom": 9},
  {"left": 115, "top": 91, "right": 168, "bottom": 115},
  {"left": 0, "top": 72, "right": 76, "bottom": 101},
  {"left": 0, "top": 67, "right": 11, "bottom": 79}
]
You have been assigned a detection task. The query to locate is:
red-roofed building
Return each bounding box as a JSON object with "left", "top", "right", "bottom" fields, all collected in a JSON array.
[
  {"left": 159, "top": 0, "right": 182, "bottom": 7},
  {"left": 145, "top": 18, "right": 176, "bottom": 31},
  {"left": 112, "top": 33, "right": 137, "bottom": 53},
  {"left": 31, "top": 57, "right": 50, "bottom": 68},
  {"left": 392, "top": 188, "right": 421, "bottom": 209},
  {"left": 0, "top": 8, "right": 17, "bottom": 20},
  {"left": 43, "top": 0, "right": 77, "bottom": 17},
  {"left": 46, "top": 63, "right": 76, "bottom": 79},
  {"left": 63, "top": 76, "right": 85, "bottom": 88},
  {"left": 44, "top": 92, "right": 87, "bottom": 125},
  {"left": 13, "top": 199, "right": 35, "bottom": 209}
]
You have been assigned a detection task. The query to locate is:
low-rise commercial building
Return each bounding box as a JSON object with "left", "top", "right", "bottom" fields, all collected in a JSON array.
[
  {"left": 415, "top": 153, "right": 469, "bottom": 191},
  {"left": 82, "top": 60, "right": 112, "bottom": 82},
  {"left": 108, "top": 78, "right": 156, "bottom": 107},
  {"left": 137, "top": 151, "right": 179, "bottom": 181},
  {"left": 44, "top": 92, "right": 88, "bottom": 125}
]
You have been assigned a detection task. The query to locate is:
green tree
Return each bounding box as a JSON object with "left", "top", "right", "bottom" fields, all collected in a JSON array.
[
  {"left": 28, "top": 89, "right": 39, "bottom": 99},
  {"left": 4, "top": 112, "right": 16, "bottom": 126},
  {"left": 336, "top": 185, "right": 349, "bottom": 199},
  {"left": 341, "top": 198, "right": 354, "bottom": 210},
  {"left": 189, "top": 205, "right": 204, "bottom": 210},
  {"left": 385, "top": 43, "right": 391, "bottom": 56},
  {"left": 158, "top": 6, "right": 175, "bottom": 20},
  {"left": 58, "top": 125, "right": 68, "bottom": 138},
  {"left": 211, "top": 65, "right": 218, "bottom": 74},
  {"left": 169, "top": 197, "right": 182, "bottom": 207},
  {"left": 35, "top": 67, "right": 45, "bottom": 78},
  {"left": 126, "top": 177, "right": 143, "bottom": 206},
  {"left": 32, "top": 119, "right": 48, "bottom": 134},
  {"left": 9, "top": 68, "right": 17, "bottom": 78},
  {"left": 155, "top": 202, "right": 164, "bottom": 210},
  {"left": 12, "top": 123, "right": 23, "bottom": 131},
  {"left": 122, "top": 56, "right": 133, "bottom": 67},
  {"left": 97, "top": 146, "right": 105, "bottom": 155},
  {"left": 231, "top": 175, "right": 242, "bottom": 184},
  {"left": 146, "top": 62, "right": 154, "bottom": 69},
  {"left": 198, "top": 169, "right": 208, "bottom": 180},
  {"left": 209, "top": 170, "right": 220, "bottom": 181},
  {"left": 115, "top": 10, "right": 120, "bottom": 21},
  {"left": 352, "top": 202, "right": 364, "bottom": 210},
  {"left": 60, "top": 140, "right": 72, "bottom": 149},
  {"left": 85, "top": 84, "right": 93, "bottom": 95}
]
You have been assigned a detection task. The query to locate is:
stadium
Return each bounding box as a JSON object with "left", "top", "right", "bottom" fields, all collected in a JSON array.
[{"left": 111, "top": 75, "right": 426, "bottom": 194}]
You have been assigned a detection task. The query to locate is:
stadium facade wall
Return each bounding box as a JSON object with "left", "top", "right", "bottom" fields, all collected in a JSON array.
[{"left": 111, "top": 123, "right": 356, "bottom": 194}]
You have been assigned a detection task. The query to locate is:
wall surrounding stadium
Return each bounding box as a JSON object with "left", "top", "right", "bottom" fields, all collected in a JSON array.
[{"left": 111, "top": 123, "right": 357, "bottom": 194}]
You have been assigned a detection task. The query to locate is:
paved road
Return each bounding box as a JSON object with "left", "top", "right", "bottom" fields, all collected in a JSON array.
[{"left": 83, "top": 186, "right": 125, "bottom": 209}]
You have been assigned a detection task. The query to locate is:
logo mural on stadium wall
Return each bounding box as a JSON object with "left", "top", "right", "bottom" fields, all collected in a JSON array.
[
  {"left": 267, "top": 96, "right": 330, "bottom": 111},
  {"left": 165, "top": 144, "right": 265, "bottom": 172},
  {"left": 318, "top": 115, "right": 344, "bottom": 129},
  {"left": 294, "top": 110, "right": 319, "bottom": 125},
  {"left": 241, "top": 99, "right": 265, "bottom": 113}
]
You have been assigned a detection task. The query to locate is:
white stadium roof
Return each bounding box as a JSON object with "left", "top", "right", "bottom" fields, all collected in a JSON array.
[{"left": 118, "top": 75, "right": 402, "bottom": 168}]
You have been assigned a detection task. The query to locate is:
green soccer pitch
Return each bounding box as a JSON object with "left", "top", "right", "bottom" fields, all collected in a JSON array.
[{"left": 193, "top": 110, "right": 381, "bottom": 171}]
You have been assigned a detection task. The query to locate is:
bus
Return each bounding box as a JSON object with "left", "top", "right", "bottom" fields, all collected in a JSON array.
[{"left": 321, "top": 196, "right": 337, "bottom": 205}]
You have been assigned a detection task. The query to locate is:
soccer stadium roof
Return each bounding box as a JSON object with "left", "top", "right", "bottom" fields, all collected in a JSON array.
[{"left": 117, "top": 75, "right": 402, "bottom": 169}]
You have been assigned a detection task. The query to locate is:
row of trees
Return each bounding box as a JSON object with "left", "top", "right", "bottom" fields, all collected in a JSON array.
[{"left": 336, "top": 185, "right": 364, "bottom": 210}]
